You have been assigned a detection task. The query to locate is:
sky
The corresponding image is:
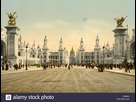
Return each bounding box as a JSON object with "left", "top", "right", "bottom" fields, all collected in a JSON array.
[{"left": 1, "top": 0, "right": 135, "bottom": 56}]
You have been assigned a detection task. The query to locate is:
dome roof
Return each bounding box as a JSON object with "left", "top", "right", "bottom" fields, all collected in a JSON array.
[{"left": 70, "top": 47, "right": 75, "bottom": 53}]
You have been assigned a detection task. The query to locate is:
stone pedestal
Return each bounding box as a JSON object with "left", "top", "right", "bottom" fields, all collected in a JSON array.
[
  {"left": 113, "top": 27, "right": 127, "bottom": 64},
  {"left": 5, "top": 25, "right": 19, "bottom": 65}
]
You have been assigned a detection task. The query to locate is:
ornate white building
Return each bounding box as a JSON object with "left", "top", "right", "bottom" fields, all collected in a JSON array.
[
  {"left": 1, "top": 23, "right": 135, "bottom": 65},
  {"left": 1, "top": 25, "right": 69, "bottom": 66},
  {"left": 74, "top": 28, "right": 135, "bottom": 64}
]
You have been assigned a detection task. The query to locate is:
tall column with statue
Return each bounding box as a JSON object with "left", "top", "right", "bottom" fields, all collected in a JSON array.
[
  {"left": 5, "top": 12, "right": 20, "bottom": 65},
  {"left": 113, "top": 16, "right": 128, "bottom": 64}
]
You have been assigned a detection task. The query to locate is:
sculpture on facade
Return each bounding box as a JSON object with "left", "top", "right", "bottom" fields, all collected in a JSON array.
[
  {"left": 114, "top": 15, "right": 128, "bottom": 27},
  {"left": 6, "top": 12, "right": 18, "bottom": 25}
]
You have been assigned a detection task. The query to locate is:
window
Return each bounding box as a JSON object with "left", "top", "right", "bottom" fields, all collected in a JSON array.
[
  {"left": 97, "top": 55, "right": 99, "bottom": 58},
  {"left": 44, "top": 55, "right": 46, "bottom": 58},
  {"left": 38, "top": 56, "right": 39, "bottom": 58},
  {"left": 60, "top": 60, "right": 62, "bottom": 64},
  {"left": 97, "top": 60, "right": 99, "bottom": 64},
  {"left": 33, "top": 55, "right": 35, "bottom": 58},
  {"left": 18, "top": 52, "right": 20, "bottom": 56},
  {"left": 107, "top": 55, "right": 109, "bottom": 58},
  {"left": 60, "top": 56, "right": 62, "bottom": 59},
  {"left": 44, "top": 60, "right": 46, "bottom": 63},
  {"left": 81, "top": 56, "right": 83, "bottom": 59},
  {"left": 81, "top": 60, "right": 83, "bottom": 63},
  {"left": 56, "top": 56, "right": 57, "bottom": 59}
]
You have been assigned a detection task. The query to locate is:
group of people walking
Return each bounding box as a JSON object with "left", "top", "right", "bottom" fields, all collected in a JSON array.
[{"left": 1, "top": 63, "right": 30, "bottom": 71}]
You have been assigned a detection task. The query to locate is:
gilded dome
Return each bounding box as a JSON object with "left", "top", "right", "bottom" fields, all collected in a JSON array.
[{"left": 70, "top": 47, "right": 75, "bottom": 53}]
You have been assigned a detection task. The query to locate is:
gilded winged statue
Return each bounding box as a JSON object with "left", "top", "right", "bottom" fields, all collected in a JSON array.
[
  {"left": 114, "top": 15, "right": 128, "bottom": 27},
  {"left": 6, "top": 12, "right": 18, "bottom": 25}
]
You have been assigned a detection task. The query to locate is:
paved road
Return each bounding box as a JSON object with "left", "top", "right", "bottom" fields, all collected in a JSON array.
[{"left": 1, "top": 67, "right": 135, "bottom": 93}]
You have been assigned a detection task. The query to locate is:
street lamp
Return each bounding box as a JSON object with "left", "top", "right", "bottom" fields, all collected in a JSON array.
[
  {"left": 26, "top": 45, "right": 28, "bottom": 70},
  {"left": 102, "top": 46, "right": 105, "bottom": 70}
]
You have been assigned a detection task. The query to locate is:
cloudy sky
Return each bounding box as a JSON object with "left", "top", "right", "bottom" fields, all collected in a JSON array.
[{"left": 1, "top": 0, "right": 135, "bottom": 55}]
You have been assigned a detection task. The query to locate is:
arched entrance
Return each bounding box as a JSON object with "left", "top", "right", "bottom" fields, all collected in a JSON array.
[
  {"left": 130, "top": 42, "right": 135, "bottom": 56},
  {"left": 1, "top": 40, "right": 6, "bottom": 56}
]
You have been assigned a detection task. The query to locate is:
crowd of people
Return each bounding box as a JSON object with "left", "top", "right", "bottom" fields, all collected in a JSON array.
[
  {"left": 1, "top": 63, "right": 30, "bottom": 71},
  {"left": 1, "top": 61, "right": 135, "bottom": 73}
]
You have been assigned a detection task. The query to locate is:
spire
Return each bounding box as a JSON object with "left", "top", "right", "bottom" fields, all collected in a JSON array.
[
  {"left": 106, "top": 42, "right": 109, "bottom": 46},
  {"left": 24, "top": 41, "right": 26, "bottom": 46},
  {"left": 70, "top": 46, "right": 75, "bottom": 53},
  {"left": 95, "top": 36, "right": 99, "bottom": 47}
]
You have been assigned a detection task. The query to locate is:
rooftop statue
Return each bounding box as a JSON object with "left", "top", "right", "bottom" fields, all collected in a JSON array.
[
  {"left": 6, "top": 12, "right": 18, "bottom": 25},
  {"left": 114, "top": 15, "right": 128, "bottom": 27}
]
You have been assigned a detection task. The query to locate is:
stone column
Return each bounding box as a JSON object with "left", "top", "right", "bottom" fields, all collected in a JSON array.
[
  {"left": 5, "top": 25, "right": 20, "bottom": 65},
  {"left": 113, "top": 27, "right": 127, "bottom": 63}
]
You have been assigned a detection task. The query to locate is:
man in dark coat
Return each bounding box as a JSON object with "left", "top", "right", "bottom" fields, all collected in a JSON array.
[
  {"left": 100, "top": 64, "right": 103, "bottom": 72},
  {"left": 86, "top": 65, "right": 87, "bottom": 69},
  {"left": 130, "top": 63, "right": 132, "bottom": 70},
  {"left": 68, "top": 65, "right": 70, "bottom": 70},
  {"left": 16, "top": 64, "right": 18, "bottom": 70},
  {"left": 5, "top": 63, "right": 9, "bottom": 70},
  {"left": 19, "top": 63, "right": 21, "bottom": 69},
  {"left": 2, "top": 63, "right": 5, "bottom": 70}
]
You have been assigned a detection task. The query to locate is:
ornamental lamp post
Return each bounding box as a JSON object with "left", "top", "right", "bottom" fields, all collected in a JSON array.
[
  {"left": 26, "top": 45, "right": 28, "bottom": 70},
  {"left": 102, "top": 46, "right": 105, "bottom": 70}
]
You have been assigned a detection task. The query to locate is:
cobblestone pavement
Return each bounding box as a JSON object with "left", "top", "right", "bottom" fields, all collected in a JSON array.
[{"left": 1, "top": 67, "right": 135, "bottom": 93}]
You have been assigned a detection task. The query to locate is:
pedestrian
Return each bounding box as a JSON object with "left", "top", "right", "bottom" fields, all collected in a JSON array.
[
  {"left": 23, "top": 64, "right": 24, "bottom": 68},
  {"left": 43, "top": 64, "right": 46, "bottom": 70},
  {"left": 16, "top": 64, "right": 18, "bottom": 70},
  {"left": 19, "top": 63, "right": 21, "bottom": 69},
  {"left": 68, "top": 65, "right": 70, "bottom": 70},
  {"left": 5, "top": 63, "right": 9, "bottom": 70},
  {"left": 129, "top": 63, "right": 132, "bottom": 70},
  {"left": 13, "top": 64, "right": 16, "bottom": 70},
  {"left": 2, "top": 63, "right": 5, "bottom": 70},
  {"left": 100, "top": 64, "right": 103, "bottom": 72}
]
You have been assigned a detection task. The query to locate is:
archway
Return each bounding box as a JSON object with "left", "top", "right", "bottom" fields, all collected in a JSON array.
[
  {"left": 130, "top": 42, "right": 135, "bottom": 56},
  {"left": 1, "top": 40, "right": 6, "bottom": 56}
]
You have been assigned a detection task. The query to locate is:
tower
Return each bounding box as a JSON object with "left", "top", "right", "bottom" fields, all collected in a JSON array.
[
  {"left": 58, "top": 38, "right": 64, "bottom": 64},
  {"left": 79, "top": 38, "right": 85, "bottom": 64},
  {"left": 69, "top": 46, "right": 75, "bottom": 64},
  {"left": 94, "top": 36, "right": 101, "bottom": 64},
  {"left": 42, "top": 36, "right": 49, "bottom": 63}
]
